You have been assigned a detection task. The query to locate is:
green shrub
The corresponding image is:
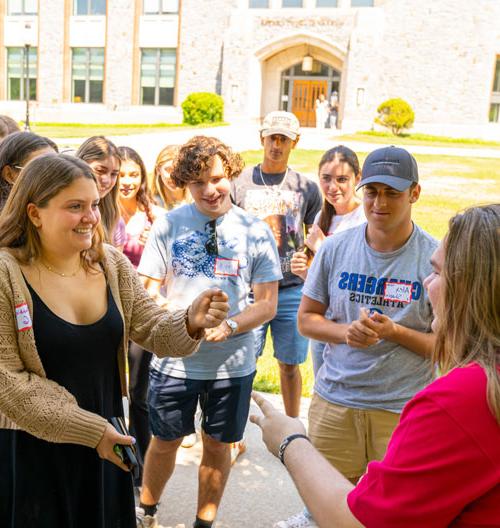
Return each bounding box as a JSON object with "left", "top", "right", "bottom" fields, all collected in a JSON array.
[
  {"left": 375, "top": 98, "right": 415, "bottom": 136},
  {"left": 181, "top": 92, "right": 224, "bottom": 125}
]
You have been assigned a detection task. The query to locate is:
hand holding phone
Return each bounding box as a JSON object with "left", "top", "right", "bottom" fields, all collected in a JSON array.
[{"left": 109, "top": 416, "right": 140, "bottom": 480}]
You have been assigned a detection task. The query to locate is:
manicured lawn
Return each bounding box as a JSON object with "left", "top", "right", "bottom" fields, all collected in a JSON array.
[
  {"left": 338, "top": 130, "right": 500, "bottom": 149},
  {"left": 27, "top": 121, "right": 227, "bottom": 138},
  {"left": 243, "top": 149, "right": 500, "bottom": 396}
]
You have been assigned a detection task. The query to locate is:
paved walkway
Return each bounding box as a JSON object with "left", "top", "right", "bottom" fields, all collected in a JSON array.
[
  {"left": 56, "top": 124, "right": 500, "bottom": 175},
  {"left": 150, "top": 391, "right": 309, "bottom": 528}
]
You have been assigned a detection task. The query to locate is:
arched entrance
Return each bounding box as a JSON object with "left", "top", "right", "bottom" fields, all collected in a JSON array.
[
  {"left": 280, "top": 59, "right": 341, "bottom": 127},
  {"left": 254, "top": 35, "right": 346, "bottom": 127}
]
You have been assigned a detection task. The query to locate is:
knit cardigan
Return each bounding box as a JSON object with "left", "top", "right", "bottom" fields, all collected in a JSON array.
[{"left": 0, "top": 245, "right": 202, "bottom": 449}]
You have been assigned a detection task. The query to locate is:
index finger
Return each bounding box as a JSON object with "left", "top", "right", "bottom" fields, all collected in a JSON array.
[{"left": 251, "top": 391, "right": 276, "bottom": 417}]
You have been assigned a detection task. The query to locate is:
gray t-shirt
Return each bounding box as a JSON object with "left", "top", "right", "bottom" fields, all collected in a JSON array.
[
  {"left": 231, "top": 165, "right": 322, "bottom": 288},
  {"left": 138, "top": 203, "right": 282, "bottom": 380},
  {"left": 303, "top": 223, "right": 438, "bottom": 413}
]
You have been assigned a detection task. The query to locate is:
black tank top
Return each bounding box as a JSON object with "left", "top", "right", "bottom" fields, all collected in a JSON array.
[{"left": 26, "top": 282, "right": 124, "bottom": 418}]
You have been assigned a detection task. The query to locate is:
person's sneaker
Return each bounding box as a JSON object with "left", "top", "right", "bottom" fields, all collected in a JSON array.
[
  {"left": 181, "top": 432, "right": 198, "bottom": 448},
  {"left": 273, "top": 510, "right": 318, "bottom": 528},
  {"left": 136, "top": 506, "right": 164, "bottom": 528},
  {"left": 230, "top": 438, "right": 247, "bottom": 465}
]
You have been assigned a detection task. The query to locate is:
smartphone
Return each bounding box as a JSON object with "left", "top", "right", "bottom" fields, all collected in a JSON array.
[{"left": 109, "top": 416, "right": 140, "bottom": 480}]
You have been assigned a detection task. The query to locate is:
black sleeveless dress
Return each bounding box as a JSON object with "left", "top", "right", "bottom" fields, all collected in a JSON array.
[{"left": 0, "top": 283, "right": 136, "bottom": 528}]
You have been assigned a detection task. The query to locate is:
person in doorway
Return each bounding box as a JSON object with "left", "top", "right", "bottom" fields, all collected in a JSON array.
[
  {"left": 252, "top": 203, "right": 500, "bottom": 528},
  {"left": 137, "top": 136, "right": 282, "bottom": 528},
  {"left": 231, "top": 111, "right": 322, "bottom": 419},
  {"left": 315, "top": 94, "right": 329, "bottom": 130}
]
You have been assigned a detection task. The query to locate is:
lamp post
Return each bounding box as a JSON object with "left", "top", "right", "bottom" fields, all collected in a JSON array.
[{"left": 24, "top": 23, "right": 32, "bottom": 132}]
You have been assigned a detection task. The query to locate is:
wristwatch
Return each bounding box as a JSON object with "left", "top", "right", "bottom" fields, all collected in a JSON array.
[{"left": 225, "top": 318, "right": 238, "bottom": 336}]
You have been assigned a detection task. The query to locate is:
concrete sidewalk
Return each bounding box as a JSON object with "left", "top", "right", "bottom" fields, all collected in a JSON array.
[{"left": 151, "top": 392, "right": 309, "bottom": 528}]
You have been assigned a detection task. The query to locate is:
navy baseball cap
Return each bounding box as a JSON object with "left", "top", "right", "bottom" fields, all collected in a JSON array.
[{"left": 357, "top": 146, "right": 418, "bottom": 192}]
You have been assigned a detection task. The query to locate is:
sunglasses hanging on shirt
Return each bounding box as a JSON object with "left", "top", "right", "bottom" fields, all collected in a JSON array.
[{"left": 205, "top": 219, "right": 219, "bottom": 256}]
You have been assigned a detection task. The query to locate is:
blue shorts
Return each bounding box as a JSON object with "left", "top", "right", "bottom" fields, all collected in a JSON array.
[
  {"left": 254, "top": 284, "right": 309, "bottom": 365},
  {"left": 148, "top": 370, "right": 255, "bottom": 443}
]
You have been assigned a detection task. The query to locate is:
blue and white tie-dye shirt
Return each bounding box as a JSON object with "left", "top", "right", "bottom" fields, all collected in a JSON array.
[{"left": 138, "top": 203, "right": 282, "bottom": 380}]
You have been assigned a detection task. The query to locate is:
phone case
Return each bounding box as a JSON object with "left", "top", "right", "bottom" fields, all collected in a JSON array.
[{"left": 109, "top": 416, "right": 140, "bottom": 480}]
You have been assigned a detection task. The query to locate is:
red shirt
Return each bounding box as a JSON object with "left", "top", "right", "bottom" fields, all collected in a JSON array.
[{"left": 348, "top": 364, "right": 500, "bottom": 527}]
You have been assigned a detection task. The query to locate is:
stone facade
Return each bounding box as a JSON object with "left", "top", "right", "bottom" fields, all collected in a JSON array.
[{"left": 0, "top": 0, "right": 499, "bottom": 134}]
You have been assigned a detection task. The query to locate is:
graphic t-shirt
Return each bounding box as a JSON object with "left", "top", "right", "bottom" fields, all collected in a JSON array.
[
  {"left": 348, "top": 364, "right": 500, "bottom": 527},
  {"left": 304, "top": 223, "right": 438, "bottom": 412},
  {"left": 232, "top": 165, "right": 322, "bottom": 288},
  {"left": 137, "top": 203, "right": 282, "bottom": 380}
]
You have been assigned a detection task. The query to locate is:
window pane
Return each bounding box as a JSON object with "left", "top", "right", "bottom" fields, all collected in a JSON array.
[
  {"left": 24, "top": 0, "right": 38, "bottom": 13},
  {"left": 489, "top": 104, "right": 499, "bottom": 123},
  {"left": 162, "top": 0, "right": 178, "bottom": 13},
  {"left": 142, "top": 87, "right": 155, "bottom": 105},
  {"left": 316, "top": 0, "right": 337, "bottom": 6},
  {"left": 29, "top": 78, "right": 37, "bottom": 100},
  {"left": 283, "top": 0, "right": 302, "bottom": 6},
  {"left": 89, "top": 80, "right": 103, "bottom": 102},
  {"left": 143, "top": 0, "right": 158, "bottom": 13},
  {"left": 249, "top": 0, "right": 269, "bottom": 7},
  {"left": 9, "top": 79, "right": 21, "bottom": 100},
  {"left": 91, "top": 0, "right": 106, "bottom": 15},
  {"left": 351, "top": 0, "right": 373, "bottom": 6},
  {"left": 493, "top": 59, "right": 500, "bottom": 93},
  {"left": 73, "top": 80, "right": 86, "bottom": 102},
  {"left": 7, "top": 0, "right": 23, "bottom": 14},
  {"left": 75, "top": 0, "right": 88, "bottom": 15},
  {"left": 159, "top": 87, "right": 174, "bottom": 105}
]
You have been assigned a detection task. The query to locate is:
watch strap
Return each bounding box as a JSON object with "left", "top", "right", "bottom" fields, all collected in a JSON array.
[{"left": 278, "top": 433, "right": 310, "bottom": 465}]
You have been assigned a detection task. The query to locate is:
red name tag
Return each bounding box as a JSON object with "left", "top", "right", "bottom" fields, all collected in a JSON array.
[
  {"left": 383, "top": 282, "right": 413, "bottom": 304},
  {"left": 214, "top": 258, "right": 239, "bottom": 277},
  {"left": 15, "top": 303, "right": 32, "bottom": 332}
]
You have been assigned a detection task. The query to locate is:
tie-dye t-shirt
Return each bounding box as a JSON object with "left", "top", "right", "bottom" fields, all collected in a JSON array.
[{"left": 138, "top": 203, "right": 282, "bottom": 380}]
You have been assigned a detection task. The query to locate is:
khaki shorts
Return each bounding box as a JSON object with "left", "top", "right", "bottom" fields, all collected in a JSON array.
[{"left": 308, "top": 393, "right": 400, "bottom": 480}]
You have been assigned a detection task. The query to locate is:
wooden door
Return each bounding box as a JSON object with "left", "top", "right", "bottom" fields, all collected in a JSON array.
[{"left": 291, "top": 80, "right": 328, "bottom": 127}]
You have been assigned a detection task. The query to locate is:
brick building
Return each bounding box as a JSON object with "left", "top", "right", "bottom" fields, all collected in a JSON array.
[{"left": 1, "top": 0, "right": 499, "bottom": 136}]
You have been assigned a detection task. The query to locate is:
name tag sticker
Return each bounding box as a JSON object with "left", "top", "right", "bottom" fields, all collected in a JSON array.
[
  {"left": 15, "top": 303, "right": 32, "bottom": 332},
  {"left": 214, "top": 258, "right": 239, "bottom": 277},
  {"left": 383, "top": 282, "right": 412, "bottom": 304}
]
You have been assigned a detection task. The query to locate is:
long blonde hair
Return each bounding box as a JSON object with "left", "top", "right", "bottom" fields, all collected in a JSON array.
[
  {"left": 152, "top": 144, "right": 191, "bottom": 208},
  {"left": 0, "top": 154, "right": 104, "bottom": 270},
  {"left": 433, "top": 204, "right": 500, "bottom": 422},
  {"left": 76, "top": 136, "right": 120, "bottom": 243}
]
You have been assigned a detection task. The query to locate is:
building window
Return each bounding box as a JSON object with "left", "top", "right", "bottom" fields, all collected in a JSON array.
[
  {"left": 7, "top": 0, "right": 38, "bottom": 15},
  {"left": 7, "top": 47, "right": 37, "bottom": 101},
  {"left": 143, "top": 0, "right": 179, "bottom": 14},
  {"left": 74, "top": 0, "right": 106, "bottom": 15},
  {"left": 317, "top": 0, "right": 337, "bottom": 5},
  {"left": 490, "top": 58, "right": 500, "bottom": 123},
  {"left": 249, "top": 0, "right": 269, "bottom": 7},
  {"left": 72, "top": 48, "right": 104, "bottom": 103},
  {"left": 351, "top": 0, "right": 374, "bottom": 6},
  {"left": 140, "top": 48, "right": 176, "bottom": 106},
  {"left": 283, "top": 0, "right": 303, "bottom": 6}
]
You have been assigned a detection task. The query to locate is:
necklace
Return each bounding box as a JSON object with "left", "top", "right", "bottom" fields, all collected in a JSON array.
[
  {"left": 41, "top": 260, "right": 81, "bottom": 278},
  {"left": 259, "top": 164, "right": 289, "bottom": 195}
]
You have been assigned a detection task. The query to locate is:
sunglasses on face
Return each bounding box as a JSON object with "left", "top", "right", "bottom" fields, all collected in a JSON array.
[{"left": 205, "top": 219, "right": 218, "bottom": 256}]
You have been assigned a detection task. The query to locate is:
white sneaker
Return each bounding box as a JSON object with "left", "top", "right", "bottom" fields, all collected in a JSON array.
[
  {"left": 273, "top": 510, "right": 318, "bottom": 528},
  {"left": 181, "top": 432, "right": 198, "bottom": 448},
  {"left": 136, "top": 506, "right": 164, "bottom": 528}
]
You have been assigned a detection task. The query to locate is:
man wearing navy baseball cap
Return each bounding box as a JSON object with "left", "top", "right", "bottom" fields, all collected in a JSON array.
[{"left": 291, "top": 145, "right": 438, "bottom": 527}]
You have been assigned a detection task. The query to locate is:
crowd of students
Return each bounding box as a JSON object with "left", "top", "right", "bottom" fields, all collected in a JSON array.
[{"left": 0, "top": 113, "right": 498, "bottom": 528}]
